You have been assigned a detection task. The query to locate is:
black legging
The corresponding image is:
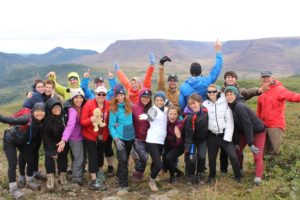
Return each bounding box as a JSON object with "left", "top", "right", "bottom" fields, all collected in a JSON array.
[
  {"left": 104, "top": 135, "right": 114, "bottom": 157},
  {"left": 18, "top": 135, "right": 42, "bottom": 176},
  {"left": 163, "top": 146, "right": 184, "bottom": 178},
  {"left": 45, "top": 146, "right": 69, "bottom": 174},
  {"left": 84, "top": 139, "right": 106, "bottom": 173},
  {"left": 4, "top": 140, "right": 34, "bottom": 183},
  {"left": 146, "top": 143, "right": 163, "bottom": 179}
]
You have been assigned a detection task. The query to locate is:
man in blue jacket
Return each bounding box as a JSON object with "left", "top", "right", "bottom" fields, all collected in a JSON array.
[{"left": 179, "top": 39, "right": 223, "bottom": 110}]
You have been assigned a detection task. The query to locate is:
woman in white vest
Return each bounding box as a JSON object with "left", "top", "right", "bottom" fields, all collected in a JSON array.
[
  {"left": 202, "top": 84, "right": 241, "bottom": 183},
  {"left": 139, "top": 91, "right": 168, "bottom": 192}
]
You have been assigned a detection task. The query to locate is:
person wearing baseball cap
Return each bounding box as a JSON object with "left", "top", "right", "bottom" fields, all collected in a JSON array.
[
  {"left": 257, "top": 70, "right": 300, "bottom": 157},
  {"left": 157, "top": 56, "right": 180, "bottom": 107}
]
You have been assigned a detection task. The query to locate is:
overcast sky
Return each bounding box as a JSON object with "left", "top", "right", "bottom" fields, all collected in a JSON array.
[{"left": 0, "top": 0, "right": 299, "bottom": 53}]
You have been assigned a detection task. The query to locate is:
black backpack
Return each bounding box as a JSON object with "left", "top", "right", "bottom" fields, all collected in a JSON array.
[{"left": 62, "top": 99, "right": 72, "bottom": 126}]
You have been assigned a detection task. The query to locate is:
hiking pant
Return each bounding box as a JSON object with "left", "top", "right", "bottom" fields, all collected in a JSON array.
[
  {"left": 84, "top": 139, "right": 106, "bottom": 174},
  {"left": 264, "top": 128, "right": 283, "bottom": 155},
  {"left": 105, "top": 135, "right": 114, "bottom": 157},
  {"left": 45, "top": 148, "right": 68, "bottom": 174},
  {"left": 68, "top": 140, "right": 84, "bottom": 182},
  {"left": 185, "top": 140, "right": 207, "bottom": 176},
  {"left": 133, "top": 139, "right": 148, "bottom": 173},
  {"left": 146, "top": 143, "right": 164, "bottom": 179},
  {"left": 115, "top": 139, "right": 133, "bottom": 187}
]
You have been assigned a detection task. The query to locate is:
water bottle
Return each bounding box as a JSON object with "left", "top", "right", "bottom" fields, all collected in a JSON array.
[{"left": 189, "top": 144, "right": 195, "bottom": 160}]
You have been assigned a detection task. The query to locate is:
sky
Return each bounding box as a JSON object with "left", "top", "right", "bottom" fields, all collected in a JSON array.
[{"left": 0, "top": 0, "right": 299, "bottom": 54}]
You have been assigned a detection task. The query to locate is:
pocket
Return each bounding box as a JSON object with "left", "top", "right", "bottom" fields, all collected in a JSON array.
[{"left": 122, "top": 124, "right": 135, "bottom": 139}]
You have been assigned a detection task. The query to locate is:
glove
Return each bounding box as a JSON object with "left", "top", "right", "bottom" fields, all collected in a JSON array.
[
  {"left": 139, "top": 114, "right": 149, "bottom": 120},
  {"left": 114, "top": 138, "right": 124, "bottom": 151},
  {"left": 114, "top": 62, "right": 120, "bottom": 71},
  {"left": 249, "top": 145, "right": 260, "bottom": 155},
  {"left": 159, "top": 56, "right": 171, "bottom": 65},
  {"left": 149, "top": 52, "right": 156, "bottom": 65}
]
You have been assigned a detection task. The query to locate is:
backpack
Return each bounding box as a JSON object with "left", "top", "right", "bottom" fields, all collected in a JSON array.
[
  {"left": 11, "top": 107, "right": 31, "bottom": 131},
  {"left": 62, "top": 99, "right": 72, "bottom": 126}
]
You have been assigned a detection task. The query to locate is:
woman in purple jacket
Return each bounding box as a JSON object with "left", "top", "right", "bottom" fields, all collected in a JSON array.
[
  {"left": 131, "top": 88, "right": 152, "bottom": 181},
  {"left": 57, "top": 88, "right": 86, "bottom": 185},
  {"left": 163, "top": 105, "right": 184, "bottom": 184}
]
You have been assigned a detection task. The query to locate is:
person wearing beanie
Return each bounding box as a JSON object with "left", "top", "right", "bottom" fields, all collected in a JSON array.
[
  {"left": 225, "top": 86, "right": 266, "bottom": 186},
  {"left": 131, "top": 87, "right": 152, "bottom": 182},
  {"left": 80, "top": 68, "right": 118, "bottom": 101},
  {"left": 179, "top": 39, "right": 223, "bottom": 110},
  {"left": 43, "top": 98, "right": 68, "bottom": 190},
  {"left": 57, "top": 87, "right": 86, "bottom": 185},
  {"left": 257, "top": 71, "right": 300, "bottom": 156},
  {"left": 80, "top": 85, "right": 110, "bottom": 190},
  {"left": 202, "top": 84, "right": 241, "bottom": 183},
  {"left": 114, "top": 52, "right": 155, "bottom": 104},
  {"left": 47, "top": 71, "right": 82, "bottom": 100},
  {"left": 139, "top": 91, "right": 168, "bottom": 191},
  {"left": 0, "top": 102, "right": 46, "bottom": 199},
  {"left": 109, "top": 84, "right": 135, "bottom": 195},
  {"left": 157, "top": 56, "right": 180, "bottom": 107}
]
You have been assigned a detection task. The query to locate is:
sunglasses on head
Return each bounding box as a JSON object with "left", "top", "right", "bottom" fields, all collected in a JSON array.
[
  {"left": 207, "top": 90, "right": 218, "bottom": 94},
  {"left": 97, "top": 93, "right": 106, "bottom": 97}
]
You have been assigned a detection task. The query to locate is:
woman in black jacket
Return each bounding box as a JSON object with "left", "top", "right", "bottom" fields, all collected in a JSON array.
[
  {"left": 225, "top": 86, "right": 266, "bottom": 186},
  {"left": 0, "top": 102, "right": 45, "bottom": 200},
  {"left": 43, "top": 98, "right": 68, "bottom": 191}
]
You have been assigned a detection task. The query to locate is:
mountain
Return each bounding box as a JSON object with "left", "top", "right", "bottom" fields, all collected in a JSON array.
[{"left": 27, "top": 47, "right": 98, "bottom": 64}]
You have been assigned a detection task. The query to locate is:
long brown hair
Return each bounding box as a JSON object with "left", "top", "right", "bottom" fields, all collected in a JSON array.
[{"left": 110, "top": 96, "right": 132, "bottom": 114}]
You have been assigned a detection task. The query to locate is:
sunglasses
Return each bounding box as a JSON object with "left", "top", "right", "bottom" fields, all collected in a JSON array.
[
  {"left": 207, "top": 90, "right": 218, "bottom": 94},
  {"left": 97, "top": 93, "right": 106, "bottom": 97}
]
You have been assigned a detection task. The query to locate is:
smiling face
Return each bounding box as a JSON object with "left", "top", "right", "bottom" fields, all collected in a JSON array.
[
  {"left": 116, "top": 94, "right": 125, "bottom": 103},
  {"left": 52, "top": 105, "right": 62, "bottom": 116},
  {"left": 35, "top": 82, "right": 45, "bottom": 94},
  {"left": 72, "top": 95, "right": 84, "bottom": 107},
  {"left": 168, "top": 108, "right": 179, "bottom": 123},
  {"left": 131, "top": 80, "right": 139, "bottom": 91},
  {"left": 33, "top": 110, "right": 46, "bottom": 121},
  {"left": 154, "top": 97, "right": 165, "bottom": 108},
  {"left": 44, "top": 84, "right": 53, "bottom": 96},
  {"left": 95, "top": 92, "right": 106, "bottom": 104},
  {"left": 188, "top": 99, "right": 201, "bottom": 113},
  {"left": 261, "top": 76, "right": 273, "bottom": 85},
  {"left": 168, "top": 79, "right": 178, "bottom": 90},
  {"left": 225, "top": 75, "right": 237, "bottom": 86},
  {"left": 207, "top": 86, "right": 218, "bottom": 102},
  {"left": 69, "top": 77, "right": 78, "bottom": 88},
  {"left": 225, "top": 91, "right": 236, "bottom": 103},
  {"left": 141, "top": 96, "right": 151, "bottom": 106}
]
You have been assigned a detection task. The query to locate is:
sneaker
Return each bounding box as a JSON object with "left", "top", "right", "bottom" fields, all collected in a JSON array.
[
  {"left": 97, "top": 171, "right": 106, "bottom": 184},
  {"left": 254, "top": 177, "right": 262, "bottom": 186},
  {"left": 89, "top": 179, "right": 106, "bottom": 191},
  {"left": 17, "top": 178, "right": 26, "bottom": 188},
  {"left": 9, "top": 182, "right": 24, "bottom": 200},
  {"left": 169, "top": 177, "right": 177, "bottom": 184},
  {"left": 33, "top": 171, "right": 47, "bottom": 181},
  {"left": 107, "top": 166, "right": 114, "bottom": 177},
  {"left": 148, "top": 178, "right": 158, "bottom": 191},
  {"left": 27, "top": 178, "right": 41, "bottom": 191},
  {"left": 117, "top": 187, "right": 129, "bottom": 196}
]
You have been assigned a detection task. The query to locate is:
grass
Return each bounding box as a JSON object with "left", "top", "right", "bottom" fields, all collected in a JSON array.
[{"left": 0, "top": 76, "right": 300, "bottom": 199}]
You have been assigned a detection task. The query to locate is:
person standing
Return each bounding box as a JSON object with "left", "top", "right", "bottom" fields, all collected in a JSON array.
[{"left": 257, "top": 71, "right": 300, "bottom": 155}]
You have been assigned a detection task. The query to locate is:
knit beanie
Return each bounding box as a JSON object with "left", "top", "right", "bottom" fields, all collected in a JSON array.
[
  {"left": 224, "top": 86, "right": 238, "bottom": 96},
  {"left": 114, "top": 84, "right": 126, "bottom": 96},
  {"left": 154, "top": 91, "right": 166, "bottom": 102},
  {"left": 32, "top": 102, "right": 46, "bottom": 112},
  {"left": 190, "top": 62, "right": 202, "bottom": 76},
  {"left": 70, "top": 88, "right": 85, "bottom": 99}
]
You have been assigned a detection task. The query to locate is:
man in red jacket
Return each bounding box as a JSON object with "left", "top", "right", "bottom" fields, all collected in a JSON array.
[{"left": 257, "top": 71, "right": 300, "bottom": 155}]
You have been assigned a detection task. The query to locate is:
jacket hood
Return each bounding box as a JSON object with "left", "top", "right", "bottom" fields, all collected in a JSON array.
[
  {"left": 67, "top": 72, "right": 80, "bottom": 88},
  {"left": 186, "top": 76, "right": 206, "bottom": 90},
  {"left": 46, "top": 98, "right": 62, "bottom": 114}
]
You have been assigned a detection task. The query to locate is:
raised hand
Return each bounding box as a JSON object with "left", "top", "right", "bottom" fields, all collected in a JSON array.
[
  {"left": 83, "top": 68, "right": 91, "bottom": 78},
  {"left": 114, "top": 62, "right": 120, "bottom": 71},
  {"left": 215, "top": 38, "right": 222, "bottom": 52},
  {"left": 159, "top": 56, "right": 171, "bottom": 65},
  {"left": 108, "top": 69, "right": 114, "bottom": 79},
  {"left": 149, "top": 52, "right": 156, "bottom": 65},
  {"left": 47, "top": 71, "right": 56, "bottom": 80}
]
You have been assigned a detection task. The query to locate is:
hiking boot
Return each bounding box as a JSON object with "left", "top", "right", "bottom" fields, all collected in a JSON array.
[
  {"left": 89, "top": 179, "right": 106, "bottom": 191},
  {"left": 17, "top": 176, "right": 26, "bottom": 188},
  {"left": 148, "top": 178, "right": 158, "bottom": 191},
  {"left": 46, "top": 174, "right": 55, "bottom": 191},
  {"left": 254, "top": 177, "right": 262, "bottom": 186},
  {"left": 97, "top": 171, "right": 106, "bottom": 184},
  {"left": 116, "top": 187, "right": 129, "bottom": 196},
  {"left": 33, "top": 171, "right": 47, "bottom": 181},
  {"left": 195, "top": 172, "right": 205, "bottom": 184},
  {"left": 26, "top": 177, "right": 41, "bottom": 191},
  {"left": 107, "top": 165, "right": 114, "bottom": 177},
  {"left": 59, "top": 172, "right": 68, "bottom": 185},
  {"left": 175, "top": 168, "right": 184, "bottom": 178},
  {"left": 9, "top": 182, "right": 24, "bottom": 200}
]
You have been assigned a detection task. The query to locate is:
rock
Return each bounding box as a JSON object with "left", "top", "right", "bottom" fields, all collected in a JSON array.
[{"left": 67, "top": 191, "right": 77, "bottom": 197}]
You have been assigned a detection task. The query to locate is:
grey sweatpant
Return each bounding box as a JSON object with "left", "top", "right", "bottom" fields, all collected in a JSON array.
[{"left": 69, "top": 140, "right": 84, "bottom": 182}]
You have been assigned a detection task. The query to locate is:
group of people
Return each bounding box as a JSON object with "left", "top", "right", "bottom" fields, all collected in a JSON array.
[{"left": 1, "top": 39, "right": 300, "bottom": 200}]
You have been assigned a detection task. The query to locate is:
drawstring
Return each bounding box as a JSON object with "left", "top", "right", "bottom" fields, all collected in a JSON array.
[{"left": 27, "top": 117, "right": 32, "bottom": 145}]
